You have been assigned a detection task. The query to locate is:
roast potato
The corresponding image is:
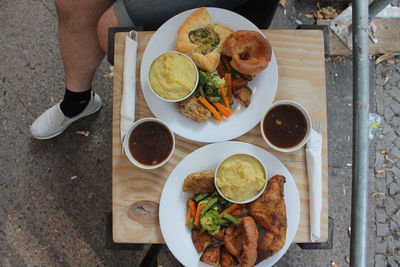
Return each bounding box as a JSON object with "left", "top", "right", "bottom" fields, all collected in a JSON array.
[
  {"left": 200, "top": 243, "right": 221, "bottom": 266},
  {"left": 192, "top": 229, "right": 213, "bottom": 253}
]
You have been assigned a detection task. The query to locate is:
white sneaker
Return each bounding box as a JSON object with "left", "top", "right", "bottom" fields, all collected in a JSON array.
[{"left": 30, "top": 93, "right": 102, "bottom": 139}]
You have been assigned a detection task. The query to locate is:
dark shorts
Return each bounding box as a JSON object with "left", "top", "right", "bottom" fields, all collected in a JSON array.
[
  {"left": 113, "top": 0, "right": 134, "bottom": 27},
  {"left": 113, "top": 0, "right": 247, "bottom": 29}
]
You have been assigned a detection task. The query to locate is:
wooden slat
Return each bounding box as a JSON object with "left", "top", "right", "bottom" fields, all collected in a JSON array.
[
  {"left": 112, "top": 30, "right": 329, "bottom": 244},
  {"left": 319, "top": 18, "right": 400, "bottom": 55}
]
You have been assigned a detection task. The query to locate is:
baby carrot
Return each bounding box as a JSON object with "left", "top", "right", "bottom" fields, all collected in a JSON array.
[
  {"left": 212, "top": 101, "right": 232, "bottom": 118},
  {"left": 194, "top": 203, "right": 205, "bottom": 228},
  {"left": 198, "top": 96, "right": 223, "bottom": 121},
  {"left": 220, "top": 203, "right": 240, "bottom": 218},
  {"left": 186, "top": 199, "right": 196, "bottom": 226},
  {"left": 224, "top": 73, "right": 232, "bottom": 104},
  {"left": 219, "top": 85, "right": 230, "bottom": 109},
  {"left": 230, "top": 209, "right": 241, "bottom": 216}
]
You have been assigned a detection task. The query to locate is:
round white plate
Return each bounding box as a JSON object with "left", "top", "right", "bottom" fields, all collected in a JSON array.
[
  {"left": 140, "top": 8, "right": 278, "bottom": 143},
  {"left": 159, "top": 141, "right": 300, "bottom": 267}
]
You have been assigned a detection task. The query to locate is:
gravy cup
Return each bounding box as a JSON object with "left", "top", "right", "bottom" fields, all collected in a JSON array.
[
  {"left": 260, "top": 100, "right": 312, "bottom": 153},
  {"left": 123, "top": 118, "right": 175, "bottom": 169}
]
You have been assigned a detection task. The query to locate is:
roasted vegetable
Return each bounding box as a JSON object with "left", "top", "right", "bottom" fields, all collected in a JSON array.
[
  {"left": 220, "top": 203, "right": 240, "bottom": 218},
  {"left": 225, "top": 72, "right": 233, "bottom": 104},
  {"left": 192, "top": 229, "right": 213, "bottom": 253},
  {"left": 239, "top": 72, "right": 255, "bottom": 81},
  {"left": 227, "top": 69, "right": 242, "bottom": 80},
  {"left": 230, "top": 209, "right": 241, "bottom": 216},
  {"left": 223, "top": 213, "right": 239, "bottom": 225},
  {"left": 198, "top": 70, "right": 207, "bottom": 87},
  {"left": 217, "top": 62, "right": 226, "bottom": 78},
  {"left": 212, "top": 101, "right": 231, "bottom": 118},
  {"left": 234, "top": 86, "right": 252, "bottom": 107},
  {"left": 220, "top": 246, "right": 237, "bottom": 267},
  {"left": 194, "top": 193, "right": 209, "bottom": 203},
  {"left": 211, "top": 191, "right": 220, "bottom": 197},
  {"left": 200, "top": 210, "right": 220, "bottom": 234},
  {"left": 231, "top": 78, "right": 248, "bottom": 92},
  {"left": 219, "top": 85, "right": 230, "bottom": 108},
  {"left": 198, "top": 96, "right": 223, "bottom": 121},
  {"left": 207, "top": 96, "right": 221, "bottom": 102},
  {"left": 212, "top": 227, "right": 225, "bottom": 241},
  {"left": 188, "top": 218, "right": 195, "bottom": 230},
  {"left": 210, "top": 203, "right": 224, "bottom": 213},
  {"left": 195, "top": 203, "right": 205, "bottom": 228},
  {"left": 204, "top": 70, "right": 225, "bottom": 89},
  {"left": 201, "top": 197, "right": 218, "bottom": 216},
  {"left": 197, "top": 70, "right": 225, "bottom": 97},
  {"left": 186, "top": 199, "right": 196, "bottom": 227},
  {"left": 220, "top": 55, "right": 233, "bottom": 72},
  {"left": 200, "top": 243, "right": 221, "bottom": 266},
  {"left": 200, "top": 210, "right": 229, "bottom": 235},
  {"left": 197, "top": 70, "right": 226, "bottom": 102}
]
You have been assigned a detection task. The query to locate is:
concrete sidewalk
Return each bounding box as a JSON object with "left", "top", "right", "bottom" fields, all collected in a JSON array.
[{"left": 0, "top": 0, "right": 388, "bottom": 266}]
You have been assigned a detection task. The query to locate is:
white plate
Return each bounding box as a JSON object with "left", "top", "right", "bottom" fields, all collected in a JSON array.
[
  {"left": 159, "top": 141, "right": 300, "bottom": 267},
  {"left": 140, "top": 8, "right": 278, "bottom": 143}
]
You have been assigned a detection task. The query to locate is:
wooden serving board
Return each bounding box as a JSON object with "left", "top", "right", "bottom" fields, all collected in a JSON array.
[{"left": 112, "top": 30, "right": 328, "bottom": 244}]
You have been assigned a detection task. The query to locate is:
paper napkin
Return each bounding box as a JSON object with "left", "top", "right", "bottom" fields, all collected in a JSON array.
[
  {"left": 305, "top": 129, "right": 322, "bottom": 242},
  {"left": 120, "top": 35, "right": 137, "bottom": 143}
]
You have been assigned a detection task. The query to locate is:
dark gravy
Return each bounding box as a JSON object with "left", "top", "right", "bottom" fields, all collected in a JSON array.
[
  {"left": 263, "top": 104, "right": 307, "bottom": 148},
  {"left": 128, "top": 121, "right": 173, "bottom": 165}
]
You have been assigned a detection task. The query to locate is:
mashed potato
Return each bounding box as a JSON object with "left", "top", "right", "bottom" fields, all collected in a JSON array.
[
  {"left": 149, "top": 52, "right": 197, "bottom": 100},
  {"left": 216, "top": 154, "right": 266, "bottom": 202}
]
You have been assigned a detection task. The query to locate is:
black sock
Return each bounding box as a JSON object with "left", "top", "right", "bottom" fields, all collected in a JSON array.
[{"left": 60, "top": 87, "right": 92, "bottom": 118}]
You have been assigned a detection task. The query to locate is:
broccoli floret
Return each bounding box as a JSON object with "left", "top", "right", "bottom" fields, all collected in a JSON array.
[
  {"left": 200, "top": 214, "right": 219, "bottom": 235},
  {"left": 210, "top": 203, "right": 224, "bottom": 213},
  {"left": 200, "top": 210, "right": 229, "bottom": 235},
  {"left": 198, "top": 70, "right": 225, "bottom": 90},
  {"left": 207, "top": 71, "right": 225, "bottom": 88}
]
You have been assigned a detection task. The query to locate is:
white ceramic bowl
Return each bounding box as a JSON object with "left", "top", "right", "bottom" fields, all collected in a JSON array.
[
  {"left": 147, "top": 51, "right": 199, "bottom": 102},
  {"left": 214, "top": 153, "right": 268, "bottom": 204},
  {"left": 260, "top": 100, "right": 312, "bottom": 153},
  {"left": 123, "top": 118, "right": 175, "bottom": 169}
]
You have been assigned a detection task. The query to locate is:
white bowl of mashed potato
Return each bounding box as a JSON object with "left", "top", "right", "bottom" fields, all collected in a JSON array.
[
  {"left": 215, "top": 153, "right": 268, "bottom": 204},
  {"left": 148, "top": 51, "right": 199, "bottom": 102}
]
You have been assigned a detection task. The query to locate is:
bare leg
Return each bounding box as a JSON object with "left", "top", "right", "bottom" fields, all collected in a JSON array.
[
  {"left": 55, "top": 0, "right": 114, "bottom": 92},
  {"left": 97, "top": 6, "right": 121, "bottom": 53},
  {"left": 30, "top": 1, "right": 122, "bottom": 139}
]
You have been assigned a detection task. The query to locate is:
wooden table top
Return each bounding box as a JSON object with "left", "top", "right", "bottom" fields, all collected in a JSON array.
[{"left": 112, "top": 30, "right": 329, "bottom": 244}]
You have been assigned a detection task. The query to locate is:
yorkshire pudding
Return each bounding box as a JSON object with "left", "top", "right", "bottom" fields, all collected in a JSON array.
[{"left": 224, "top": 30, "right": 272, "bottom": 76}]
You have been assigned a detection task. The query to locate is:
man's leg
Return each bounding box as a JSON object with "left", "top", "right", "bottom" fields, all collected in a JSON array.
[
  {"left": 97, "top": 5, "right": 122, "bottom": 53},
  {"left": 30, "top": 0, "right": 116, "bottom": 139},
  {"left": 55, "top": 0, "right": 114, "bottom": 92}
]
